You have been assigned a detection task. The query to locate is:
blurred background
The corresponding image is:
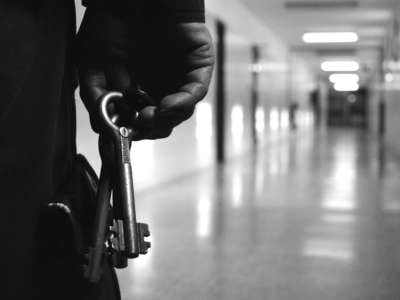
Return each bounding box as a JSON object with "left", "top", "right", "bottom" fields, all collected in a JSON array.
[{"left": 75, "top": 1, "right": 400, "bottom": 299}]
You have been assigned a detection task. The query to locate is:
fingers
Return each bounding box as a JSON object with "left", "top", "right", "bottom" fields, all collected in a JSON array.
[
  {"left": 79, "top": 62, "right": 141, "bottom": 132},
  {"left": 134, "top": 23, "right": 215, "bottom": 131},
  {"left": 136, "top": 55, "right": 213, "bottom": 129},
  {"left": 78, "top": 65, "right": 109, "bottom": 132},
  {"left": 133, "top": 128, "right": 173, "bottom": 141},
  {"left": 79, "top": 66, "right": 107, "bottom": 113},
  {"left": 78, "top": 21, "right": 215, "bottom": 139},
  {"left": 106, "top": 63, "right": 131, "bottom": 93},
  {"left": 132, "top": 106, "right": 174, "bottom": 140}
]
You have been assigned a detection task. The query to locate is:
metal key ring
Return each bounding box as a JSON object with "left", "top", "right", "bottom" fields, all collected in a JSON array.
[{"left": 98, "top": 92, "right": 124, "bottom": 134}]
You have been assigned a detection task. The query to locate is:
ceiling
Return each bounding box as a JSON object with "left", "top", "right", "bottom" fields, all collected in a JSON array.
[{"left": 240, "top": 0, "right": 399, "bottom": 81}]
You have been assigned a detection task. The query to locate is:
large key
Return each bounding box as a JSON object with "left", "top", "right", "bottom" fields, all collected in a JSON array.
[
  {"left": 85, "top": 92, "right": 151, "bottom": 283},
  {"left": 85, "top": 162, "right": 113, "bottom": 282},
  {"left": 99, "top": 92, "right": 151, "bottom": 258}
]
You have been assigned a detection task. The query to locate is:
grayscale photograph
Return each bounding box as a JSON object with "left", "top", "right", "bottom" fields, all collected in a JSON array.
[{"left": 1, "top": 0, "right": 399, "bottom": 299}]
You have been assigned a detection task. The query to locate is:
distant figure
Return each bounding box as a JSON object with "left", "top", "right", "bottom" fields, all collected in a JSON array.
[
  {"left": 289, "top": 101, "right": 299, "bottom": 130},
  {"left": 310, "top": 89, "right": 321, "bottom": 127}
]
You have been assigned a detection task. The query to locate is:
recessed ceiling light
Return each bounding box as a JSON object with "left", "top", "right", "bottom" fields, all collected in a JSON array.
[
  {"left": 303, "top": 32, "right": 358, "bottom": 43},
  {"left": 329, "top": 73, "right": 360, "bottom": 83},
  {"left": 321, "top": 61, "right": 360, "bottom": 72}
]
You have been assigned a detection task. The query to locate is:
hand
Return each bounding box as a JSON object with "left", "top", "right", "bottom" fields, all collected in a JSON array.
[{"left": 77, "top": 9, "right": 215, "bottom": 140}]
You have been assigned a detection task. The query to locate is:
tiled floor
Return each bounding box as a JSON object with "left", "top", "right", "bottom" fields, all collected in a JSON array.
[{"left": 117, "top": 129, "right": 400, "bottom": 300}]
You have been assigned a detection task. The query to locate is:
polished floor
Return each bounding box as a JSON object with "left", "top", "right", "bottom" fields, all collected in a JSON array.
[{"left": 117, "top": 129, "right": 400, "bottom": 300}]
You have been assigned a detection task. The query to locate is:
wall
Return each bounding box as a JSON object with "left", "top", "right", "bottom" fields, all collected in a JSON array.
[
  {"left": 381, "top": 8, "right": 400, "bottom": 153},
  {"left": 290, "top": 52, "right": 317, "bottom": 131},
  {"left": 367, "top": 70, "right": 382, "bottom": 135},
  {"left": 224, "top": 33, "right": 253, "bottom": 159},
  {"left": 256, "top": 50, "right": 290, "bottom": 145}
]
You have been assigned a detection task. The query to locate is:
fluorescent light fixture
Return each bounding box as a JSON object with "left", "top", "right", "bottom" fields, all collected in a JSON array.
[
  {"left": 303, "top": 32, "right": 358, "bottom": 44},
  {"left": 334, "top": 82, "right": 359, "bottom": 92},
  {"left": 321, "top": 61, "right": 359, "bottom": 72},
  {"left": 329, "top": 73, "right": 360, "bottom": 83}
]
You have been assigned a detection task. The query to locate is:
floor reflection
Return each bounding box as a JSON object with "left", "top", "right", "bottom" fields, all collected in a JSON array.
[
  {"left": 302, "top": 237, "right": 354, "bottom": 262},
  {"left": 118, "top": 129, "right": 400, "bottom": 300},
  {"left": 196, "top": 189, "right": 213, "bottom": 238}
]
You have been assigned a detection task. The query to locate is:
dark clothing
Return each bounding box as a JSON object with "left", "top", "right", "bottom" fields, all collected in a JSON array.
[
  {"left": 0, "top": 0, "right": 204, "bottom": 299},
  {"left": 0, "top": 1, "right": 76, "bottom": 298},
  {"left": 82, "top": 0, "right": 205, "bottom": 22}
]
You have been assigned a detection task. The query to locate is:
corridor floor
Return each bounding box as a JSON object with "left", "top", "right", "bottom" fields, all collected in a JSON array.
[{"left": 117, "top": 129, "right": 400, "bottom": 300}]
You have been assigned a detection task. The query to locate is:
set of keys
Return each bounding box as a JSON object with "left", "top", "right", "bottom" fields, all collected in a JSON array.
[{"left": 85, "top": 92, "right": 151, "bottom": 283}]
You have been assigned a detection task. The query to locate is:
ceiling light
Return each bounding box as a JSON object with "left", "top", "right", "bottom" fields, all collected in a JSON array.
[
  {"left": 321, "top": 61, "right": 360, "bottom": 72},
  {"left": 285, "top": 1, "right": 359, "bottom": 10},
  {"left": 334, "top": 82, "right": 359, "bottom": 92},
  {"left": 329, "top": 73, "right": 360, "bottom": 83},
  {"left": 303, "top": 32, "right": 358, "bottom": 43}
]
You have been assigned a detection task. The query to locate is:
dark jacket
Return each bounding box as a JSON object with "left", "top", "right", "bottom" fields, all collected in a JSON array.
[{"left": 0, "top": 0, "right": 204, "bottom": 299}]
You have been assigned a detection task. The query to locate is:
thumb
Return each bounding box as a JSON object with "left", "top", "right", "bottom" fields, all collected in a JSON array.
[{"left": 79, "top": 66, "right": 108, "bottom": 132}]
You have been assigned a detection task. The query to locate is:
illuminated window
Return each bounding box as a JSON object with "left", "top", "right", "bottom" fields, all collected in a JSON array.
[
  {"left": 255, "top": 106, "right": 265, "bottom": 133},
  {"left": 269, "top": 108, "right": 280, "bottom": 131},
  {"left": 280, "top": 110, "right": 290, "bottom": 129},
  {"left": 195, "top": 102, "right": 213, "bottom": 140}
]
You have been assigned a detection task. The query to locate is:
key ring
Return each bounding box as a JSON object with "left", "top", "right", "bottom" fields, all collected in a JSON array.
[
  {"left": 99, "top": 92, "right": 122, "bottom": 133},
  {"left": 98, "top": 92, "right": 138, "bottom": 140},
  {"left": 86, "top": 91, "right": 151, "bottom": 283}
]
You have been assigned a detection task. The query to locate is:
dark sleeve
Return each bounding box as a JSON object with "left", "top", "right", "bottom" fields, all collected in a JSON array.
[{"left": 82, "top": 0, "right": 205, "bottom": 23}]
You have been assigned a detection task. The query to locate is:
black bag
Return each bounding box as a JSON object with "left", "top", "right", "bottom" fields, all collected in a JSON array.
[{"left": 35, "top": 154, "right": 121, "bottom": 300}]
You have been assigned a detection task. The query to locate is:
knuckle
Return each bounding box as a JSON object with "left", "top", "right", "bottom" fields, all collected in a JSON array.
[
  {"left": 164, "top": 128, "right": 173, "bottom": 138},
  {"left": 197, "top": 84, "right": 209, "bottom": 100},
  {"left": 165, "top": 103, "right": 195, "bottom": 121},
  {"left": 181, "top": 106, "right": 195, "bottom": 120},
  {"left": 159, "top": 128, "right": 173, "bottom": 139}
]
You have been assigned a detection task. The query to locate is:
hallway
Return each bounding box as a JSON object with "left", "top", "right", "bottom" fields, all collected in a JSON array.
[{"left": 117, "top": 129, "right": 400, "bottom": 300}]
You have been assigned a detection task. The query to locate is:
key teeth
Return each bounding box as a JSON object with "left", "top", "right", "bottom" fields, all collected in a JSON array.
[
  {"left": 138, "top": 223, "right": 151, "bottom": 255},
  {"left": 139, "top": 223, "right": 150, "bottom": 237},
  {"left": 140, "top": 242, "right": 151, "bottom": 254}
]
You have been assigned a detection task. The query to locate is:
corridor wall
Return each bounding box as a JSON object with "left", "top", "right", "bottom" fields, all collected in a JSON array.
[
  {"left": 380, "top": 9, "right": 400, "bottom": 154},
  {"left": 224, "top": 33, "right": 253, "bottom": 159},
  {"left": 367, "top": 71, "right": 381, "bottom": 135},
  {"left": 289, "top": 52, "right": 317, "bottom": 131}
]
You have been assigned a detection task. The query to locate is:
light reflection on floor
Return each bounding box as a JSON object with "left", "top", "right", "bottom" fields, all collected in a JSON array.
[{"left": 117, "top": 129, "right": 400, "bottom": 300}]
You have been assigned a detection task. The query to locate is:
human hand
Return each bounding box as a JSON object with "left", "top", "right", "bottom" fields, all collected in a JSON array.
[{"left": 77, "top": 9, "right": 215, "bottom": 140}]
